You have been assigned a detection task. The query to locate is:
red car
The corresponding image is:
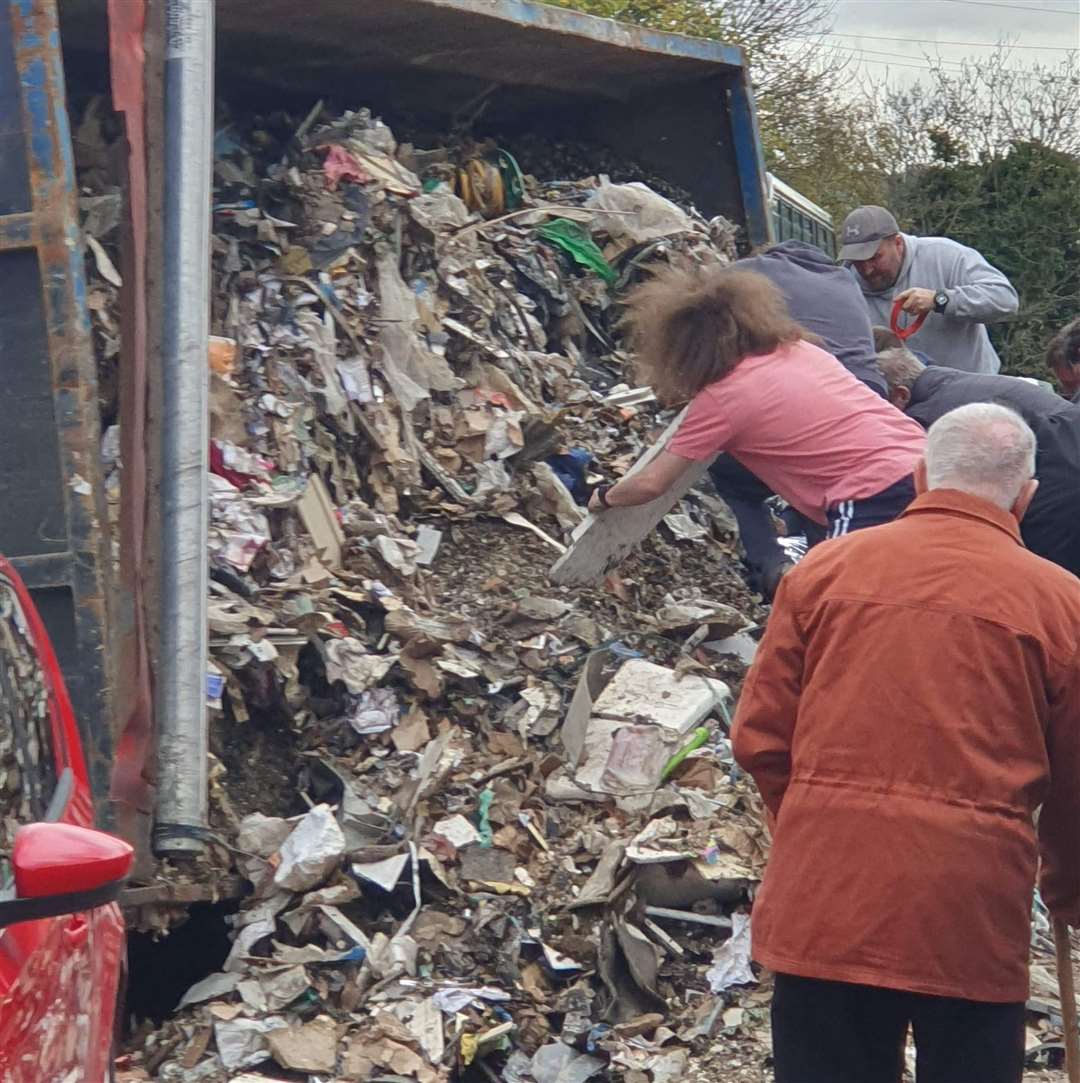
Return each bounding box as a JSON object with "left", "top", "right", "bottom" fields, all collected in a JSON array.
[{"left": 0, "top": 558, "right": 133, "bottom": 1081}]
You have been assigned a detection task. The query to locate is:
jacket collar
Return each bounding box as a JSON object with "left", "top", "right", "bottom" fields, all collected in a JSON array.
[
  {"left": 900, "top": 488, "right": 1023, "bottom": 544},
  {"left": 909, "top": 364, "right": 954, "bottom": 404}
]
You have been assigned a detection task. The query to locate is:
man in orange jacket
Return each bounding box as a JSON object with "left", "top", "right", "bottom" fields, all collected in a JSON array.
[{"left": 733, "top": 402, "right": 1080, "bottom": 1083}]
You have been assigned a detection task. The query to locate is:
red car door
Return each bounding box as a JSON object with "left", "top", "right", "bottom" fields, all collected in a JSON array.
[{"left": 0, "top": 559, "right": 124, "bottom": 1081}]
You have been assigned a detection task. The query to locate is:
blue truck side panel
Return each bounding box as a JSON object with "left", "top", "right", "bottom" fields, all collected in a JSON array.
[{"left": 727, "top": 67, "right": 771, "bottom": 249}]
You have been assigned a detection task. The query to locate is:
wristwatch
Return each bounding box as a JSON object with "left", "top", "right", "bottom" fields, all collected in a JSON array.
[
  {"left": 594, "top": 484, "right": 612, "bottom": 509},
  {"left": 933, "top": 290, "right": 949, "bottom": 314}
]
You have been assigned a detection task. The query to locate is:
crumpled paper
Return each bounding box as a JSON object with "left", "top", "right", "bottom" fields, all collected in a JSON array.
[
  {"left": 273, "top": 804, "right": 346, "bottom": 891},
  {"left": 213, "top": 1016, "right": 288, "bottom": 1071},
  {"left": 706, "top": 911, "right": 756, "bottom": 992}
]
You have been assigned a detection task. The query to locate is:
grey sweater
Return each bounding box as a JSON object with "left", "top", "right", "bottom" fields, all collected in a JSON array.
[
  {"left": 851, "top": 233, "right": 1018, "bottom": 374},
  {"left": 742, "top": 240, "right": 887, "bottom": 397}
]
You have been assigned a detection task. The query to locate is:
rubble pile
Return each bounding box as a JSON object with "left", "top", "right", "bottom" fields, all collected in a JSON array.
[
  {"left": 79, "top": 102, "right": 1079, "bottom": 1083},
  {"left": 85, "top": 101, "right": 779, "bottom": 1082}
]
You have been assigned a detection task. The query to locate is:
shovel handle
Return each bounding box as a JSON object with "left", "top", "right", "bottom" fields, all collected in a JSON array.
[
  {"left": 890, "top": 297, "right": 928, "bottom": 341},
  {"left": 1055, "top": 918, "right": 1080, "bottom": 1083}
]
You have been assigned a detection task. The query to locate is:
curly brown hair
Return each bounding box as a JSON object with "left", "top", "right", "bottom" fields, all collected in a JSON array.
[{"left": 623, "top": 265, "right": 805, "bottom": 403}]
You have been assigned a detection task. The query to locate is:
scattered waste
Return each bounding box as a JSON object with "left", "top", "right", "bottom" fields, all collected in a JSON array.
[
  {"left": 82, "top": 97, "right": 790, "bottom": 1082},
  {"left": 706, "top": 912, "right": 757, "bottom": 993}
]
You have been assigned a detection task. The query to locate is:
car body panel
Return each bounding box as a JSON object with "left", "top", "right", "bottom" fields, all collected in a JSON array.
[{"left": 0, "top": 557, "right": 122, "bottom": 1080}]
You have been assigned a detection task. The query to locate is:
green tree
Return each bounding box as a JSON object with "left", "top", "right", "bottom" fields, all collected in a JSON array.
[
  {"left": 763, "top": 94, "right": 889, "bottom": 223},
  {"left": 548, "top": 0, "right": 886, "bottom": 219}
]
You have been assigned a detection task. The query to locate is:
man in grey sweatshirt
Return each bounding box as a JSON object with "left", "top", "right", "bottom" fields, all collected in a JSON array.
[{"left": 840, "top": 206, "right": 1018, "bottom": 374}]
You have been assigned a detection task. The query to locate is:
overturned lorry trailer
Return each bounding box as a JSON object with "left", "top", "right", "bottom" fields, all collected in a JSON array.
[
  {"left": 44, "top": 0, "right": 770, "bottom": 856},
  {"left": 60, "top": 0, "right": 772, "bottom": 241}
]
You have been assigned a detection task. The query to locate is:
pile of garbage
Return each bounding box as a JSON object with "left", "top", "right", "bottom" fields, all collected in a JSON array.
[
  {"left": 82, "top": 102, "right": 787, "bottom": 1082},
  {"left": 81, "top": 101, "right": 1080, "bottom": 1083}
]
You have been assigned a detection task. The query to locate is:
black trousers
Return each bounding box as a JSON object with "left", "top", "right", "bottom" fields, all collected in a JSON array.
[
  {"left": 825, "top": 473, "right": 916, "bottom": 538},
  {"left": 771, "top": 973, "right": 1026, "bottom": 1083},
  {"left": 708, "top": 456, "right": 817, "bottom": 589}
]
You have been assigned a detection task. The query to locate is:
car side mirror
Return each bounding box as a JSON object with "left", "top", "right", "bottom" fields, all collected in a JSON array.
[{"left": 0, "top": 822, "right": 133, "bottom": 930}]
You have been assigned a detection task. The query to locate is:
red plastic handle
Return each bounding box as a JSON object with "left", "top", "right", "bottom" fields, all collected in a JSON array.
[{"left": 891, "top": 298, "right": 928, "bottom": 341}]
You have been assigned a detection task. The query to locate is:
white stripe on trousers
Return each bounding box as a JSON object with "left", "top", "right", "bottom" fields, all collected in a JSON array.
[{"left": 830, "top": 499, "right": 855, "bottom": 538}]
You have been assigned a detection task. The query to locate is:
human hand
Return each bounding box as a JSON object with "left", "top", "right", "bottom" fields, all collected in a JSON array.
[
  {"left": 895, "top": 287, "right": 936, "bottom": 315},
  {"left": 588, "top": 487, "right": 606, "bottom": 513}
]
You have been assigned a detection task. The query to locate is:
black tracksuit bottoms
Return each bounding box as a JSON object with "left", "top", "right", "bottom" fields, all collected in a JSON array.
[{"left": 771, "top": 973, "right": 1026, "bottom": 1083}]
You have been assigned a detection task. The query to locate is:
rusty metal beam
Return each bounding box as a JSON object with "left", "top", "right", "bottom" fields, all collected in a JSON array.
[
  {"left": 0, "top": 211, "right": 32, "bottom": 250},
  {"left": 0, "top": 0, "right": 115, "bottom": 817}
]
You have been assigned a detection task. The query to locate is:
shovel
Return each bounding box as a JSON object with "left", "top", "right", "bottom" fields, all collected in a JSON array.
[{"left": 1054, "top": 918, "right": 1080, "bottom": 1083}]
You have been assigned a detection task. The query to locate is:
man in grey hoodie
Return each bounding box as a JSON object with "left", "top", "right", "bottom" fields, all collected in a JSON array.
[{"left": 841, "top": 206, "right": 1018, "bottom": 375}]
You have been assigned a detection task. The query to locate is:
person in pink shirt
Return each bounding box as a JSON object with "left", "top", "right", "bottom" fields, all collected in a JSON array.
[{"left": 587, "top": 267, "right": 926, "bottom": 542}]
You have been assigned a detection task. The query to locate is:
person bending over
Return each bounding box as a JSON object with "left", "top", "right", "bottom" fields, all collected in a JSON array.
[
  {"left": 708, "top": 240, "right": 888, "bottom": 597},
  {"left": 587, "top": 266, "right": 925, "bottom": 541},
  {"left": 878, "top": 345, "right": 1080, "bottom": 577}
]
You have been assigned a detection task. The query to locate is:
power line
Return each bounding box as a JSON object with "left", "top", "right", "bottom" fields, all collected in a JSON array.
[
  {"left": 825, "top": 47, "right": 969, "bottom": 73},
  {"left": 825, "top": 42, "right": 1075, "bottom": 80},
  {"left": 823, "top": 31, "right": 1078, "bottom": 50},
  {"left": 939, "top": 0, "right": 1078, "bottom": 13},
  {"left": 834, "top": 44, "right": 967, "bottom": 68}
]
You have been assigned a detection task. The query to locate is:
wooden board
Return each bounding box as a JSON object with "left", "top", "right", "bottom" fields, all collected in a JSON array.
[
  {"left": 549, "top": 409, "right": 714, "bottom": 585},
  {"left": 298, "top": 473, "right": 347, "bottom": 568}
]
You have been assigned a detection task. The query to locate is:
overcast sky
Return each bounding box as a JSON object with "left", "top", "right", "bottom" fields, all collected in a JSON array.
[{"left": 821, "top": 0, "right": 1078, "bottom": 87}]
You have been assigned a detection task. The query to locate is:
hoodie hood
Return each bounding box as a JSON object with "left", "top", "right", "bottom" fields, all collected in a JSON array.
[
  {"left": 749, "top": 240, "right": 836, "bottom": 275},
  {"left": 737, "top": 238, "right": 888, "bottom": 398}
]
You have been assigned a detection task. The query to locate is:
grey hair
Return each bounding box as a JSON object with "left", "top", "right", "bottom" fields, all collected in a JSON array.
[
  {"left": 925, "top": 403, "right": 1036, "bottom": 509},
  {"left": 876, "top": 347, "right": 926, "bottom": 392}
]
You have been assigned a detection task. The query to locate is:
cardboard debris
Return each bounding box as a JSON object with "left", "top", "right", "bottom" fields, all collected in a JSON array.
[
  {"left": 179, "top": 971, "right": 242, "bottom": 1009},
  {"left": 352, "top": 851, "right": 411, "bottom": 892},
  {"left": 564, "top": 659, "right": 730, "bottom": 796},
  {"left": 266, "top": 1016, "right": 339, "bottom": 1073},
  {"left": 90, "top": 96, "right": 787, "bottom": 1083},
  {"left": 431, "top": 813, "right": 481, "bottom": 849},
  {"left": 654, "top": 600, "right": 748, "bottom": 639},
  {"left": 213, "top": 1016, "right": 288, "bottom": 1071}
]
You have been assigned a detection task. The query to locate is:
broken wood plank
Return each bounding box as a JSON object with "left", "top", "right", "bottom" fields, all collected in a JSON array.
[
  {"left": 418, "top": 446, "right": 477, "bottom": 505},
  {"left": 297, "top": 474, "right": 346, "bottom": 568},
  {"left": 503, "top": 511, "right": 567, "bottom": 554},
  {"left": 549, "top": 409, "right": 713, "bottom": 585},
  {"left": 471, "top": 755, "right": 532, "bottom": 784}
]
